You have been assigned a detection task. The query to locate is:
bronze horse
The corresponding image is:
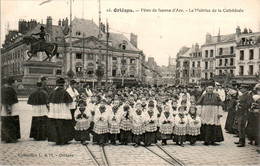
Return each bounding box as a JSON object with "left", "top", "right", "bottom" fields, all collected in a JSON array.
[{"left": 23, "top": 36, "right": 58, "bottom": 61}]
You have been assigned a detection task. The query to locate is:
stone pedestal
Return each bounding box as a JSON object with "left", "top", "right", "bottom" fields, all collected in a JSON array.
[{"left": 22, "top": 61, "right": 58, "bottom": 88}]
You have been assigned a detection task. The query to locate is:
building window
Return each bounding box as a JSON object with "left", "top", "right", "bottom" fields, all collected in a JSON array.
[
  {"left": 197, "top": 61, "right": 200, "bottom": 67},
  {"left": 56, "top": 69, "right": 62, "bottom": 75},
  {"left": 112, "top": 69, "right": 117, "bottom": 77},
  {"left": 210, "top": 61, "right": 213, "bottom": 69},
  {"left": 56, "top": 53, "right": 62, "bottom": 59},
  {"left": 205, "top": 61, "right": 208, "bottom": 69},
  {"left": 205, "top": 50, "right": 208, "bottom": 57},
  {"left": 210, "top": 50, "right": 213, "bottom": 57},
  {"left": 76, "top": 53, "right": 82, "bottom": 59},
  {"left": 210, "top": 72, "right": 213, "bottom": 78},
  {"left": 76, "top": 31, "right": 81, "bottom": 36},
  {"left": 76, "top": 66, "right": 82, "bottom": 72},
  {"left": 230, "top": 58, "right": 234, "bottom": 66},
  {"left": 121, "top": 59, "right": 126, "bottom": 64},
  {"left": 192, "top": 70, "right": 195, "bottom": 76},
  {"left": 122, "top": 44, "right": 126, "bottom": 50},
  {"left": 130, "top": 59, "right": 135, "bottom": 64},
  {"left": 240, "top": 50, "right": 244, "bottom": 60},
  {"left": 239, "top": 66, "right": 244, "bottom": 75},
  {"left": 230, "top": 70, "right": 234, "bottom": 75},
  {"left": 249, "top": 49, "right": 254, "bottom": 60},
  {"left": 205, "top": 73, "right": 208, "bottom": 79},
  {"left": 225, "top": 59, "right": 228, "bottom": 66},
  {"left": 230, "top": 46, "right": 234, "bottom": 54},
  {"left": 219, "top": 70, "right": 222, "bottom": 75},
  {"left": 219, "top": 59, "right": 222, "bottom": 66},
  {"left": 192, "top": 61, "right": 195, "bottom": 67},
  {"left": 249, "top": 65, "right": 254, "bottom": 75},
  {"left": 87, "top": 54, "right": 94, "bottom": 60},
  {"left": 219, "top": 48, "right": 223, "bottom": 55}
]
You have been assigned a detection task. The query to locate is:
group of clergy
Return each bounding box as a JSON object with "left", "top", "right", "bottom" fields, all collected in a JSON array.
[{"left": 2, "top": 76, "right": 229, "bottom": 148}]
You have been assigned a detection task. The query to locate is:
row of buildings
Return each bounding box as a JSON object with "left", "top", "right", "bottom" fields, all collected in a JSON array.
[
  {"left": 1, "top": 16, "right": 145, "bottom": 88},
  {"left": 144, "top": 56, "right": 176, "bottom": 86},
  {"left": 176, "top": 27, "right": 260, "bottom": 86}
]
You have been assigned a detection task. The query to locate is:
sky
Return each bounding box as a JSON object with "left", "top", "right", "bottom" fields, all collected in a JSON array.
[{"left": 1, "top": 0, "right": 260, "bottom": 66}]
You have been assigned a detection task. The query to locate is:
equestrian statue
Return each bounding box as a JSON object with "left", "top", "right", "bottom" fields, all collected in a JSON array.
[{"left": 23, "top": 26, "right": 58, "bottom": 61}]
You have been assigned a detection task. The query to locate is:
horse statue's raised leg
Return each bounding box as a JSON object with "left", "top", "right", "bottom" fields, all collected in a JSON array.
[
  {"left": 43, "top": 51, "right": 50, "bottom": 61},
  {"left": 27, "top": 51, "right": 33, "bottom": 60}
]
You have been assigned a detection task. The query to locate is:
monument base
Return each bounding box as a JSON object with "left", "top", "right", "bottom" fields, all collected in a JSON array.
[{"left": 22, "top": 60, "right": 59, "bottom": 88}]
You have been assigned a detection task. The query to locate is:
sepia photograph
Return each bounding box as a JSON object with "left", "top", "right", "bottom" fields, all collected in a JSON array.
[{"left": 0, "top": 0, "right": 260, "bottom": 165}]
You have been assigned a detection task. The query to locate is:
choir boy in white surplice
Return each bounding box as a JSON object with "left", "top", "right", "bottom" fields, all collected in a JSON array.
[
  {"left": 131, "top": 101, "right": 145, "bottom": 147},
  {"left": 93, "top": 99, "right": 110, "bottom": 146},
  {"left": 108, "top": 103, "right": 121, "bottom": 145},
  {"left": 187, "top": 106, "right": 201, "bottom": 145},
  {"left": 159, "top": 105, "right": 174, "bottom": 145},
  {"left": 144, "top": 102, "right": 158, "bottom": 146}
]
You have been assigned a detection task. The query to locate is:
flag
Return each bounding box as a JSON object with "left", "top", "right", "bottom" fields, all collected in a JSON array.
[{"left": 39, "top": 0, "right": 52, "bottom": 5}]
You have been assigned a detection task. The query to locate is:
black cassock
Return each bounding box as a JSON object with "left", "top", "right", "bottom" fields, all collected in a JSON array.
[
  {"left": 47, "top": 87, "right": 74, "bottom": 145},
  {"left": 27, "top": 88, "right": 49, "bottom": 141},
  {"left": 1, "top": 85, "right": 20, "bottom": 143}
]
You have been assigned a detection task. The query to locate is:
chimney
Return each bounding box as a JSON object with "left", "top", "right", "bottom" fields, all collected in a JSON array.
[
  {"left": 243, "top": 28, "right": 248, "bottom": 34},
  {"left": 206, "top": 33, "right": 212, "bottom": 43},
  {"left": 130, "top": 33, "right": 138, "bottom": 48},
  {"left": 46, "top": 16, "right": 52, "bottom": 33},
  {"left": 195, "top": 43, "right": 199, "bottom": 52},
  {"left": 236, "top": 26, "right": 241, "bottom": 35},
  {"left": 62, "top": 19, "right": 65, "bottom": 27},
  {"left": 64, "top": 17, "right": 69, "bottom": 27},
  {"left": 217, "top": 28, "right": 221, "bottom": 42},
  {"left": 58, "top": 19, "right": 61, "bottom": 26}
]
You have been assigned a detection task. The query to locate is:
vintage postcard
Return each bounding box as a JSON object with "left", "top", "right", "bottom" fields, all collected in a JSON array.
[{"left": 1, "top": 0, "right": 260, "bottom": 165}]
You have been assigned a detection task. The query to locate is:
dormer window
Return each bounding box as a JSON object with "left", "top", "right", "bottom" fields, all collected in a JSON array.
[
  {"left": 76, "top": 31, "right": 81, "bottom": 36},
  {"left": 120, "top": 40, "right": 128, "bottom": 50}
]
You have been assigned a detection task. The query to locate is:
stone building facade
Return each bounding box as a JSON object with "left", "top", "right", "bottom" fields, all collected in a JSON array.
[
  {"left": 1, "top": 16, "right": 145, "bottom": 88},
  {"left": 175, "top": 46, "right": 191, "bottom": 86}
]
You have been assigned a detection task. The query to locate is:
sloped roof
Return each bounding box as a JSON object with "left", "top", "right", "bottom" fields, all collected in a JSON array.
[
  {"left": 71, "top": 17, "right": 105, "bottom": 40},
  {"left": 26, "top": 24, "right": 65, "bottom": 43},
  {"left": 205, "top": 33, "right": 236, "bottom": 45},
  {"left": 176, "top": 46, "right": 191, "bottom": 58},
  {"left": 109, "top": 33, "right": 139, "bottom": 51}
]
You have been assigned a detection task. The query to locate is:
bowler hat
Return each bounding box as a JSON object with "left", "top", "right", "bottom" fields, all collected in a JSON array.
[{"left": 56, "top": 77, "right": 65, "bottom": 86}]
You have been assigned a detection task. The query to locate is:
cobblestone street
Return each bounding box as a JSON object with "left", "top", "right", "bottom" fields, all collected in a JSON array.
[{"left": 0, "top": 99, "right": 259, "bottom": 165}]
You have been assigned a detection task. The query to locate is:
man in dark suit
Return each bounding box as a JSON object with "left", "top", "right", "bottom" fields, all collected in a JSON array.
[{"left": 234, "top": 84, "right": 253, "bottom": 147}]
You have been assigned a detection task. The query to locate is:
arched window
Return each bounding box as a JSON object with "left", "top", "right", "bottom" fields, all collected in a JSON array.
[{"left": 75, "top": 62, "right": 83, "bottom": 73}]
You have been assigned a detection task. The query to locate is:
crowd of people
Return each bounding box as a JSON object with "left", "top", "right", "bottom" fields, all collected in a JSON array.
[{"left": 1, "top": 76, "right": 259, "bottom": 151}]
